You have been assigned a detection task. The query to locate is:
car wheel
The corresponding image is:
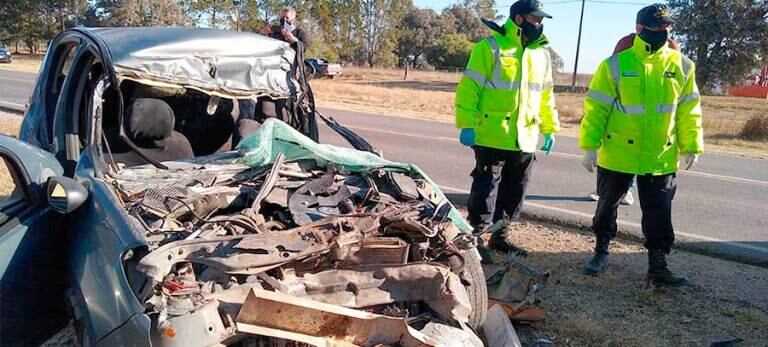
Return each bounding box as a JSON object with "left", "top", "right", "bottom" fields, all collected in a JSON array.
[{"left": 458, "top": 249, "right": 488, "bottom": 329}]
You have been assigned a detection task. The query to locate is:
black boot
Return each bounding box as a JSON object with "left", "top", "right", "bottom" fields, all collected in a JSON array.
[
  {"left": 582, "top": 237, "right": 610, "bottom": 276},
  {"left": 646, "top": 249, "right": 689, "bottom": 287}
]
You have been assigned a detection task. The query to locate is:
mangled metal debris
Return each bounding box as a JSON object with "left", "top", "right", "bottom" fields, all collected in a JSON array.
[
  {"left": 111, "top": 154, "right": 486, "bottom": 345},
  {"left": 236, "top": 288, "right": 481, "bottom": 347}
]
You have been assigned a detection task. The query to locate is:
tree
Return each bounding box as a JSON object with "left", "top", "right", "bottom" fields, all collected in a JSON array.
[
  {"left": 0, "top": 0, "right": 68, "bottom": 53},
  {"left": 394, "top": 8, "right": 442, "bottom": 78},
  {"left": 101, "top": 0, "right": 188, "bottom": 27},
  {"left": 668, "top": 0, "right": 768, "bottom": 93},
  {"left": 359, "top": 0, "right": 410, "bottom": 67},
  {"left": 547, "top": 47, "right": 564, "bottom": 73},
  {"left": 425, "top": 33, "right": 474, "bottom": 69},
  {"left": 189, "top": 0, "right": 235, "bottom": 28},
  {"left": 441, "top": 3, "right": 489, "bottom": 43}
]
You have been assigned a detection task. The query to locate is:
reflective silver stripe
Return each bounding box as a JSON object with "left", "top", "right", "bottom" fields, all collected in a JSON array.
[
  {"left": 485, "top": 36, "right": 522, "bottom": 90},
  {"left": 487, "top": 36, "right": 500, "bottom": 57},
  {"left": 608, "top": 55, "right": 620, "bottom": 86},
  {"left": 656, "top": 104, "right": 677, "bottom": 113},
  {"left": 678, "top": 92, "right": 700, "bottom": 105},
  {"left": 543, "top": 81, "right": 553, "bottom": 90},
  {"left": 527, "top": 82, "right": 543, "bottom": 92},
  {"left": 464, "top": 69, "right": 489, "bottom": 86},
  {"left": 682, "top": 56, "right": 693, "bottom": 78},
  {"left": 587, "top": 89, "right": 616, "bottom": 105},
  {"left": 621, "top": 105, "right": 646, "bottom": 115}
]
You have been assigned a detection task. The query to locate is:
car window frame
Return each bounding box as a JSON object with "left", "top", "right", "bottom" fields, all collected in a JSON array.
[{"left": 53, "top": 43, "right": 103, "bottom": 174}]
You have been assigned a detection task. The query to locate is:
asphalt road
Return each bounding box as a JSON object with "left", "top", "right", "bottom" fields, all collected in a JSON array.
[{"left": 1, "top": 69, "right": 767, "bottom": 264}]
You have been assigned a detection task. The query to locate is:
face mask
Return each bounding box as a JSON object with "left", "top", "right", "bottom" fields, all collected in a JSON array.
[
  {"left": 280, "top": 17, "right": 296, "bottom": 32},
  {"left": 638, "top": 28, "right": 668, "bottom": 52},
  {"left": 520, "top": 21, "right": 544, "bottom": 42}
]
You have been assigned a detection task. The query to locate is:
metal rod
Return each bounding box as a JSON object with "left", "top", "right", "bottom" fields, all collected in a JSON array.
[{"left": 571, "top": 0, "right": 587, "bottom": 88}]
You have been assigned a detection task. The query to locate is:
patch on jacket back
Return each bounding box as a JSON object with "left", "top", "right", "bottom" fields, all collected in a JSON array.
[
  {"left": 621, "top": 71, "right": 638, "bottom": 77},
  {"left": 664, "top": 71, "right": 677, "bottom": 78}
]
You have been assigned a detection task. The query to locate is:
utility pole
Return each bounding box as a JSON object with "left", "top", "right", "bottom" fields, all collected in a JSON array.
[{"left": 571, "top": 0, "right": 586, "bottom": 88}]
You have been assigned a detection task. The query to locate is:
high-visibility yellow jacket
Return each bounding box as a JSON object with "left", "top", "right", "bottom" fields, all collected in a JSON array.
[
  {"left": 579, "top": 35, "right": 704, "bottom": 175},
  {"left": 455, "top": 19, "right": 560, "bottom": 153}
]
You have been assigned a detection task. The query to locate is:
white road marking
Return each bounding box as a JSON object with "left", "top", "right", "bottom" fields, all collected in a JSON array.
[
  {"left": 348, "top": 125, "right": 768, "bottom": 187},
  {"left": 440, "top": 185, "right": 768, "bottom": 255}
]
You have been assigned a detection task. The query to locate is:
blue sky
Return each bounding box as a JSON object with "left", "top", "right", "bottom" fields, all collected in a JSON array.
[{"left": 414, "top": 0, "right": 661, "bottom": 75}]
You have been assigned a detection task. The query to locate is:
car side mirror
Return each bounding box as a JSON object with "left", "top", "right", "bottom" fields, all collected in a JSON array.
[{"left": 47, "top": 176, "right": 88, "bottom": 214}]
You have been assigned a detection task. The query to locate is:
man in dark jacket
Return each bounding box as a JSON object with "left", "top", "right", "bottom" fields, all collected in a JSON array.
[{"left": 261, "top": 6, "right": 310, "bottom": 53}]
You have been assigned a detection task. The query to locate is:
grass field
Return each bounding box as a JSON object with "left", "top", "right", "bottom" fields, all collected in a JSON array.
[{"left": 313, "top": 67, "right": 768, "bottom": 158}]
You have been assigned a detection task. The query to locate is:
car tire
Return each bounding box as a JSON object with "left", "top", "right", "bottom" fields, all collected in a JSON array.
[{"left": 459, "top": 249, "right": 488, "bottom": 329}]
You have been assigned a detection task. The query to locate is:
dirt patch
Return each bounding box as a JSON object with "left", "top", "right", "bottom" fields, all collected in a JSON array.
[
  {"left": 0, "top": 54, "right": 42, "bottom": 73},
  {"left": 484, "top": 221, "right": 768, "bottom": 346}
]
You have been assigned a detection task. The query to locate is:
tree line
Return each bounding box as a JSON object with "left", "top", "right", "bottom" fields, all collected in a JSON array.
[
  {"left": 0, "top": 0, "right": 524, "bottom": 71},
  {"left": 1, "top": 1, "right": 766, "bottom": 91}
]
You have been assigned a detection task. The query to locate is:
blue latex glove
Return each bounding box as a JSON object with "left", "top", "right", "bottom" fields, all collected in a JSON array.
[
  {"left": 459, "top": 128, "right": 475, "bottom": 147},
  {"left": 540, "top": 134, "right": 555, "bottom": 155}
]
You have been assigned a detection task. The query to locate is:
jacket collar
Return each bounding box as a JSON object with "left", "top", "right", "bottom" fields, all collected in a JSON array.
[
  {"left": 483, "top": 18, "right": 548, "bottom": 48},
  {"left": 632, "top": 33, "right": 669, "bottom": 60}
]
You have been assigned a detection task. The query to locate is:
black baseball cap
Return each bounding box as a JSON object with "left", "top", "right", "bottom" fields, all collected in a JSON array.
[
  {"left": 636, "top": 3, "right": 674, "bottom": 28},
  {"left": 510, "top": 0, "right": 553, "bottom": 19}
]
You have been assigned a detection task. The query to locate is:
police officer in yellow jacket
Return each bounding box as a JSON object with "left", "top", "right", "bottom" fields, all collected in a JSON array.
[
  {"left": 579, "top": 4, "right": 703, "bottom": 286},
  {"left": 455, "top": 0, "right": 560, "bottom": 255}
]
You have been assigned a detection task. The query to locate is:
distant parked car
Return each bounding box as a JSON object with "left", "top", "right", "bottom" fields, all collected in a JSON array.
[
  {"left": 0, "top": 44, "right": 11, "bottom": 63},
  {"left": 304, "top": 58, "right": 341, "bottom": 79}
]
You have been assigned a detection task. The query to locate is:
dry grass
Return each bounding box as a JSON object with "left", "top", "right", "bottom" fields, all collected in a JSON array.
[
  {"left": 0, "top": 112, "right": 22, "bottom": 197},
  {"left": 312, "top": 68, "right": 768, "bottom": 158},
  {"left": 0, "top": 54, "right": 43, "bottom": 73},
  {"left": 483, "top": 221, "right": 768, "bottom": 346},
  {"left": 739, "top": 116, "right": 768, "bottom": 141}
]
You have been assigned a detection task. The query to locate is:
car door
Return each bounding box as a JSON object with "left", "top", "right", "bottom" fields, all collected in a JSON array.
[{"left": 0, "top": 135, "right": 69, "bottom": 346}]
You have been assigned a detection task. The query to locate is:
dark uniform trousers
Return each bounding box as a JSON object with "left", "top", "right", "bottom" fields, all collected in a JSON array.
[
  {"left": 467, "top": 146, "right": 534, "bottom": 228},
  {"left": 594, "top": 167, "right": 677, "bottom": 252}
]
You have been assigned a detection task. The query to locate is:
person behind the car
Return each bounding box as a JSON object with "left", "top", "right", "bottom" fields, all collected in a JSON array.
[
  {"left": 455, "top": 0, "right": 560, "bottom": 259},
  {"left": 579, "top": 4, "right": 703, "bottom": 286},
  {"left": 260, "top": 6, "right": 310, "bottom": 53}
]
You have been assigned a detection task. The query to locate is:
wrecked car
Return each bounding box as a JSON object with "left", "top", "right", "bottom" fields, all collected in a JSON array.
[{"left": 1, "top": 27, "right": 487, "bottom": 346}]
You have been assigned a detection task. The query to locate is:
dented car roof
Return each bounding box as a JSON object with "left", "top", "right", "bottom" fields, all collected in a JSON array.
[{"left": 88, "top": 27, "right": 296, "bottom": 98}]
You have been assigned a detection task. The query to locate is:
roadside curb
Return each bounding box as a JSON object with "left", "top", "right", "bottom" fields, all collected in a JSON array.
[
  {"left": 447, "top": 196, "right": 768, "bottom": 268},
  {"left": 0, "top": 100, "right": 25, "bottom": 115}
]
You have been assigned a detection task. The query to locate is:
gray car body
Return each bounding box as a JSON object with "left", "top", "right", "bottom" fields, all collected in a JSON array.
[{"left": 10, "top": 27, "right": 298, "bottom": 345}]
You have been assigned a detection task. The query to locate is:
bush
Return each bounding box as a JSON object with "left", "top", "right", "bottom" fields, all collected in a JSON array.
[{"left": 739, "top": 116, "right": 768, "bottom": 141}]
